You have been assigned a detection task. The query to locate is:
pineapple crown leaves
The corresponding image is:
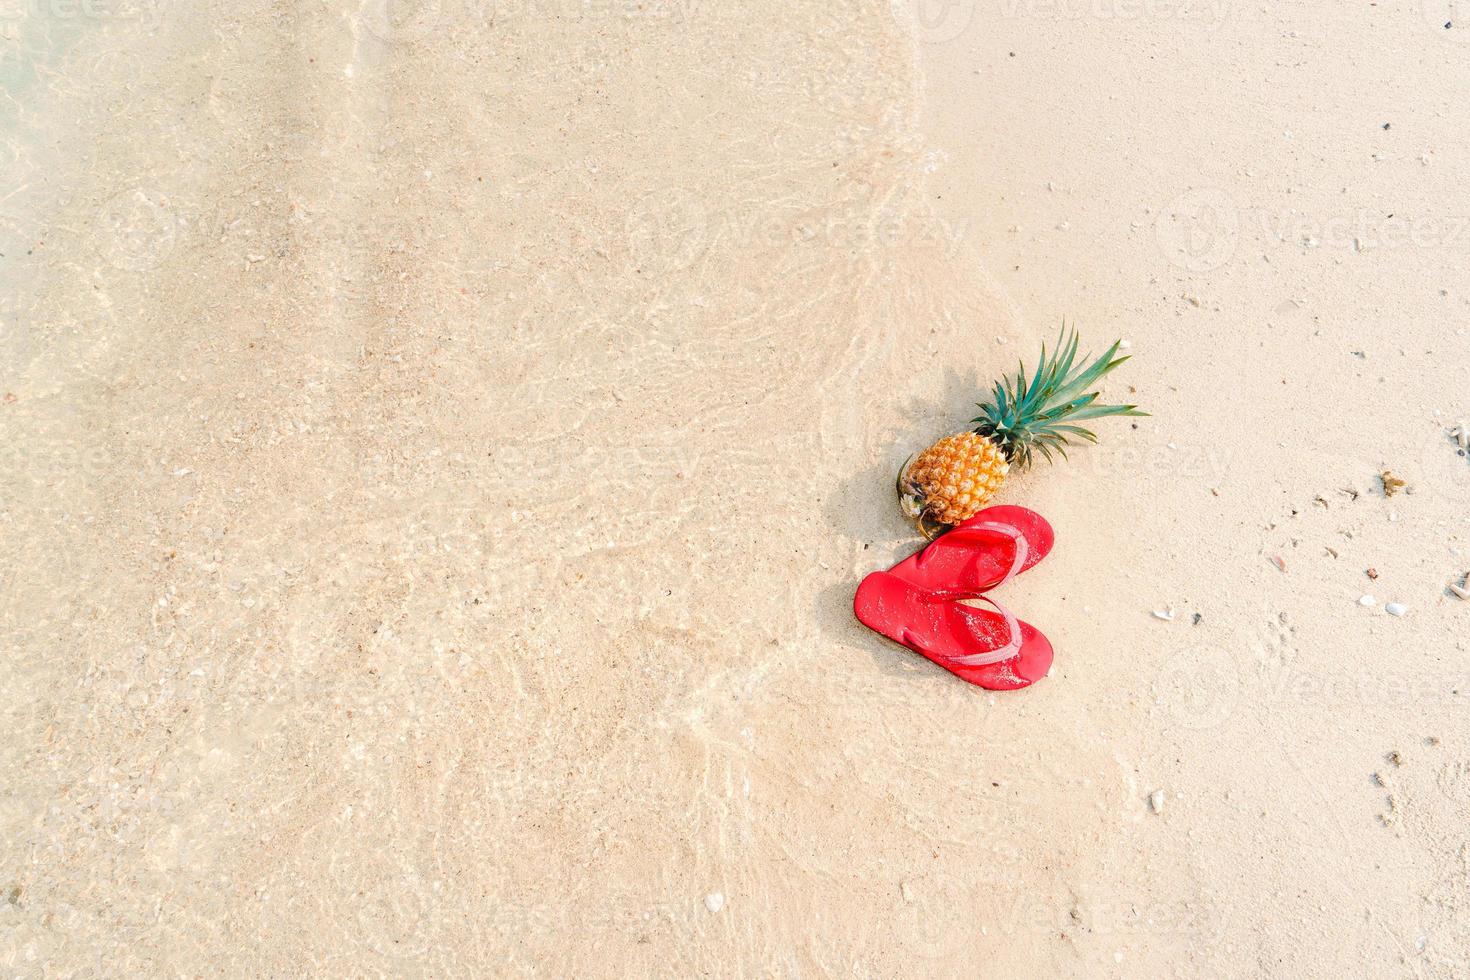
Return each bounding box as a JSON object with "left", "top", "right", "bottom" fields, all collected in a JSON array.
[{"left": 971, "top": 325, "right": 1146, "bottom": 469}]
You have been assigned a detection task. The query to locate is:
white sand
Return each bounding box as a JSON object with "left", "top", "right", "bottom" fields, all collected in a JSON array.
[
  {"left": 1, "top": 0, "right": 1467, "bottom": 974},
  {"left": 916, "top": 3, "right": 1470, "bottom": 974}
]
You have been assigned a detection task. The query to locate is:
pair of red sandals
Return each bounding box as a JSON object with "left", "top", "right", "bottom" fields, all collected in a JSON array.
[{"left": 854, "top": 505, "right": 1055, "bottom": 691}]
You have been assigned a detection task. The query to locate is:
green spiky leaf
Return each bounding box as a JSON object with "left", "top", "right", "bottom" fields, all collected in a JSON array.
[{"left": 971, "top": 324, "right": 1146, "bottom": 470}]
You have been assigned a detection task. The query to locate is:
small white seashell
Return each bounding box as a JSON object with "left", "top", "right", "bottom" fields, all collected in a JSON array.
[
  {"left": 1359, "top": 595, "right": 1377, "bottom": 607},
  {"left": 704, "top": 893, "right": 725, "bottom": 913},
  {"left": 1385, "top": 602, "right": 1408, "bottom": 617},
  {"left": 1152, "top": 608, "right": 1175, "bottom": 621},
  {"left": 1148, "top": 790, "right": 1165, "bottom": 813}
]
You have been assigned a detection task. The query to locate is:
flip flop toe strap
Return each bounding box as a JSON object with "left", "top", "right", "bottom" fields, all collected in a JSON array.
[
  {"left": 947, "top": 594, "right": 1023, "bottom": 666},
  {"left": 923, "top": 520, "right": 1029, "bottom": 667},
  {"left": 915, "top": 518, "right": 1031, "bottom": 586}
]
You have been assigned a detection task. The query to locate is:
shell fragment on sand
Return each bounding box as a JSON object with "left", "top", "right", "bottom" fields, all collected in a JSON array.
[{"left": 1385, "top": 602, "right": 1408, "bottom": 617}]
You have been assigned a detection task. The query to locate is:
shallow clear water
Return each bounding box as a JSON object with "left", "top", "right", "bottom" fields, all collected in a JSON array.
[{"left": 0, "top": 3, "right": 1035, "bottom": 973}]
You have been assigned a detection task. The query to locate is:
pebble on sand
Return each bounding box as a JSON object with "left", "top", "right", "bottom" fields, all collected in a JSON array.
[
  {"left": 1358, "top": 595, "right": 1376, "bottom": 607},
  {"left": 704, "top": 893, "right": 725, "bottom": 913},
  {"left": 1148, "top": 790, "right": 1165, "bottom": 813},
  {"left": 1385, "top": 602, "right": 1408, "bottom": 617},
  {"left": 1152, "top": 608, "right": 1175, "bottom": 621}
]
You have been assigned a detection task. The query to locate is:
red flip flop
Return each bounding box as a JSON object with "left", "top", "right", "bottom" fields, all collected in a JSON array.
[
  {"left": 854, "top": 570, "right": 1053, "bottom": 690},
  {"left": 888, "top": 505, "right": 1054, "bottom": 597}
]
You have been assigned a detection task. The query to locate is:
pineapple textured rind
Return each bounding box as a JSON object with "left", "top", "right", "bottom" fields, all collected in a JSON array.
[{"left": 903, "top": 431, "right": 1010, "bottom": 526}]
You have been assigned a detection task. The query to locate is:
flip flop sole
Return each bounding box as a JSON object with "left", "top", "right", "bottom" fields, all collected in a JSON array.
[{"left": 854, "top": 570, "right": 1053, "bottom": 691}]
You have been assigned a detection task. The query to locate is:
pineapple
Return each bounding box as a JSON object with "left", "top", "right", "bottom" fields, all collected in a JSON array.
[{"left": 899, "top": 327, "right": 1143, "bottom": 536}]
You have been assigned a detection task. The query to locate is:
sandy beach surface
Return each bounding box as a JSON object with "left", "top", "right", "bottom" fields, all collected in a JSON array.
[{"left": 2, "top": 0, "right": 1468, "bottom": 975}]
